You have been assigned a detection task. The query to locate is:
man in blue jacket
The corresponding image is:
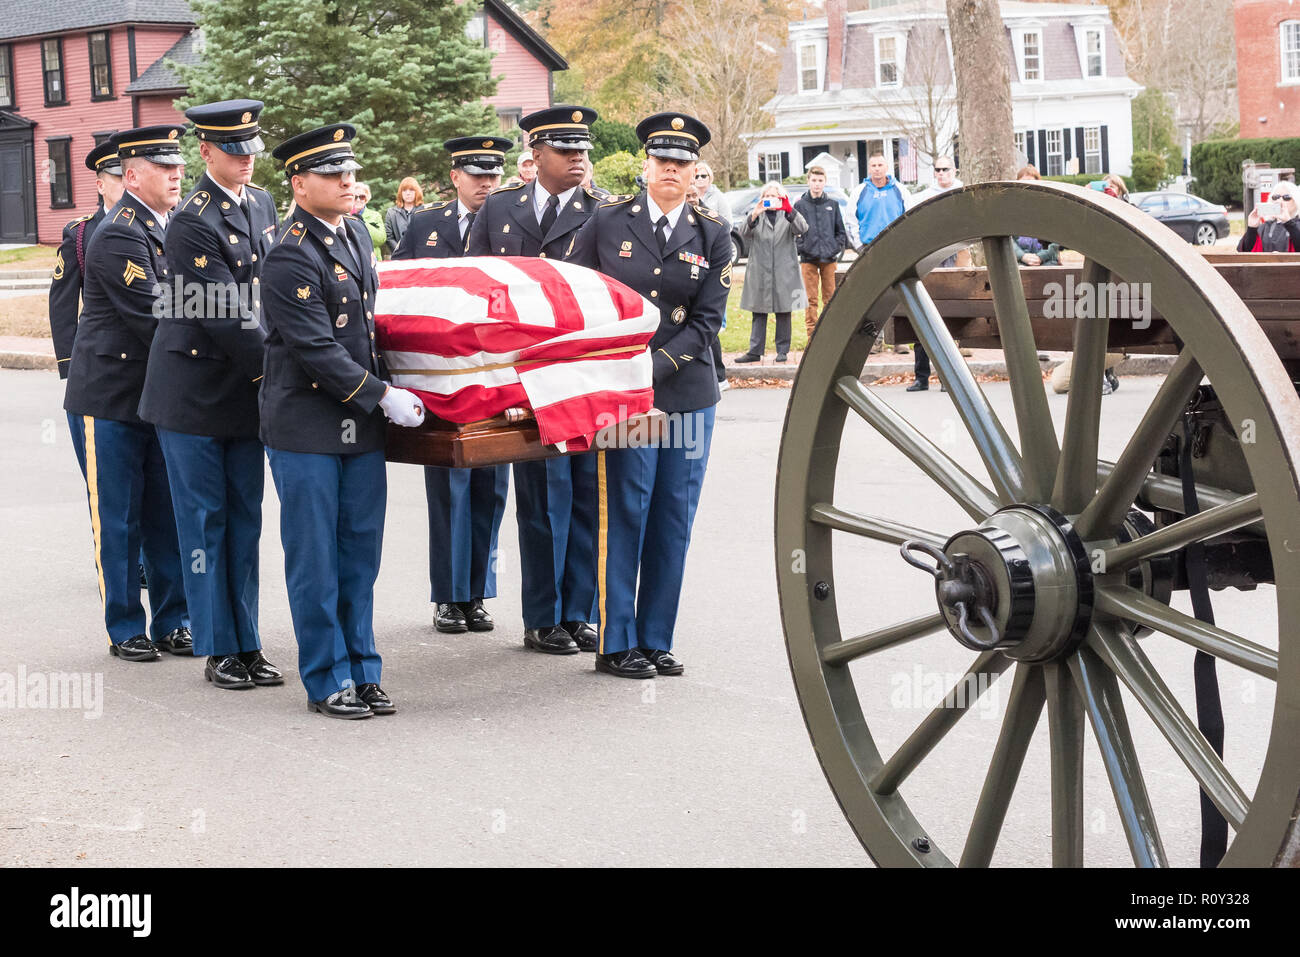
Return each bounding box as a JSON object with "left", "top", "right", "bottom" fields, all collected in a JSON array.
[{"left": 849, "top": 152, "right": 913, "bottom": 249}]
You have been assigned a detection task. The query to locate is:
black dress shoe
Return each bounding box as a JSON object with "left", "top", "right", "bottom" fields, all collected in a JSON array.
[
  {"left": 434, "top": 602, "right": 468, "bottom": 633},
  {"left": 523, "top": 625, "right": 579, "bottom": 655},
  {"left": 237, "top": 650, "right": 284, "bottom": 686},
  {"left": 906, "top": 380, "right": 929, "bottom": 392},
  {"left": 645, "top": 648, "right": 684, "bottom": 676},
  {"left": 156, "top": 626, "right": 194, "bottom": 656},
  {"left": 563, "top": 620, "right": 598, "bottom": 652},
  {"left": 775, "top": 353, "right": 788, "bottom": 363},
  {"left": 460, "top": 598, "right": 494, "bottom": 632},
  {"left": 356, "top": 683, "right": 396, "bottom": 715},
  {"left": 594, "top": 649, "right": 657, "bottom": 678},
  {"left": 109, "top": 635, "right": 161, "bottom": 662},
  {"left": 205, "top": 655, "right": 254, "bottom": 690},
  {"left": 734, "top": 353, "right": 761, "bottom": 364},
  {"left": 307, "top": 687, "right": 373, "bottom": 719}
]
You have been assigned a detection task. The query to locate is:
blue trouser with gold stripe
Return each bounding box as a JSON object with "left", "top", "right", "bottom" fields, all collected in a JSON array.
[
  {"left": 514, "top": 453, "right": 598, "bottom": 629},
  {"left": 156, "top": 428, "right": 264, "bottom": 658},
  {"left": 81, "top": 416, "right": 189, "bottom": 644},
  {"left": 268, "top": 448, "right": 385, "bottom": 702},
  {"left": 424, "top": 465, "right": 509, "bottom": 603},
  {"left": 66, "top": 411, "right": 87, "bottom": 479},
  {"left": 596, "top": 407, "right": 715, "bottom": 654}
]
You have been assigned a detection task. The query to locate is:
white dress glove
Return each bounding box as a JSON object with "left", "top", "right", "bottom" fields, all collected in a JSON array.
[{"left": 379, "top": 386, "right": 425, "bottom": 428}]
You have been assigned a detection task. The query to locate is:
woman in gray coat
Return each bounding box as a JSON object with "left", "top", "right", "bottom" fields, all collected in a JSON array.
[{"left": 735, "top": 181, "right": 808, "bottom": 363}]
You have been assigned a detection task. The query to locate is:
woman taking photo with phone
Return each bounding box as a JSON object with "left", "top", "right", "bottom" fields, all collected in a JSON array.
[
  {"left": 1239, "top": 180, "right": 1300, "bottom": 252},
  {"left": 734, "top": 181, "right": 808, "bottom": 364}
]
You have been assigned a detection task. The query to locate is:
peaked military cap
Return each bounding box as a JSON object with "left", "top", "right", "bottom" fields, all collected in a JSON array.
[
  {"left": 520, "top": 105, "right": 597, "bottom": 151},
  {"left": 186, "top": 98, "right": 266, "bottom": 154},
  {"left": 636, "top": 112, "right": 710, "bottom": 163},
  {"left": 112, "top": 125, "right": 186, "bottom": 165},
  {"left": 85, "top": 139, "right": 122, "bottom": 176},
  {"left": 444, "top": 135, "right": 513, "bottom": 175},
  {"left": 272, "top": 123, "right": 362, "bottom": 175}
]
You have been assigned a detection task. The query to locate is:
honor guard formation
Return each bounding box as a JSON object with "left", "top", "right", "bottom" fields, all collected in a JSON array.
[{"left": 49, "top": 101, "right": 726, "bottom": 717}]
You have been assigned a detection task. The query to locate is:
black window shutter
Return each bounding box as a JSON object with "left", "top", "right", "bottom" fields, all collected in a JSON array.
[
  {"left": 1075, "top": 127, "right": 1085, "bottom": 167},
  {"left": 1063, "top": 129, "right": 1072, "bottom": 162},
  {"left": 1100, "top": 125, "right": 1109, "bottom": 173},
  {"left": 1037, "top": 131, "right": 1048, "bottom": 169},
  {"left": 1026, "top": 129, "right": 1035, "bottom": 165},
  {"left": 758, "top": 155, "right": 766, "bottom": 179},
  {"left": 781, "top": 153, "right": 790, "bottom": 180}
]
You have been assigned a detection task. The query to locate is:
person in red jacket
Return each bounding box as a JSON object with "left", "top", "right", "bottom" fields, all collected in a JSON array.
[{"left": 1238, "top": 180, "right": 1300, "bottom": 252}]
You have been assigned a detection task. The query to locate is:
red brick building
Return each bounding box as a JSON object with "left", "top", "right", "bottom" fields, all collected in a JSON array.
[
  {"left": 0, "top": 0, "right": 566, "bottom": 244},
  {"left": 1235, "top": 0, "right": 1300, "bottom": 139}
]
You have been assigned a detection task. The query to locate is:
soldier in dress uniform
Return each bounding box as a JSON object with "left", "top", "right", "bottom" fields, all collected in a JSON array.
[
  {"left": 466, "top": 105, "right": 604, "bottom": 656},
  {"left": 49, "top": 140, "right": 125, "bottom": 477},
  {"left": 566, "top": 113, "right": 731, "bottom": 678},
  {"left": 63, "top": 126, "right": 192, "bottom": 662},
  {"left": 138, "top": 100, "right": 283, "bottom": 692},
  {"left": 393, "top": 136, "right": 513, "bottom": 635},
  {"left": 262, "top": 123, "right": 426, "bottom": 719}
]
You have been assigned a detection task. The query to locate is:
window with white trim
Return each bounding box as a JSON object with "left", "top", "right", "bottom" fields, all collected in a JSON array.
[
  {"left": 1084, "top": 29, "right": 1103, "bottom": 78},
  {"left": 877, "top": 35, "right": 901, "bottom": 88},
  {"left": 1013, "top": 131, "right": 1026, "bottom": 159},
  {"left": 1045, "top": 129, "right": 1063, "bottom": 176},
  {"left": 1283, "top": 21, "right": 1300, "bottom": 83},
  {"left": 799, "top": 42, "right": 819, "bottom": 92},
  {"left": 1021, "top": 30, "right": 1042, "bottom": 82},
  {"left": 764, "top": 152, "right": 783, "bottom": 181},
  {"left": 1083, "top": 126, "right": 1102, "bottom": 174}
]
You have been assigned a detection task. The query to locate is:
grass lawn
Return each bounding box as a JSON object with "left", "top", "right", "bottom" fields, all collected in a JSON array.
[
  {"left": 719, "top": 275, "right": 811, "bottom": 353},
  {"left": 0, "top": 245, "right": 57, "bottom": 269},
  {"left": 0, "top": 295, "right": 51, "bottom": 337}
]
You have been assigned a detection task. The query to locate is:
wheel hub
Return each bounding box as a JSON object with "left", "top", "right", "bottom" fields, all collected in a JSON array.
[{"left": 901, "top": 505, "right": 1094, "bottom": 662}]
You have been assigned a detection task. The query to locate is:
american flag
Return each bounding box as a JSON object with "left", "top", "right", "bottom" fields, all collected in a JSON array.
[
  {"left": 899, "top": 138, "right": 918, "bottom": 183},
  {"left": 375, "top": 257, "right": 660, "bottom": 450}
]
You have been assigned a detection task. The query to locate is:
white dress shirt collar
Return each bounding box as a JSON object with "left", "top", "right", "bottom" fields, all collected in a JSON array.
[
  {"left": 645, "top": 195, "right": 686, "bottom": 235},
  {"left": 126, "top": 191, "right": 170, "bottom": 229},
  {"left": 533, "top": 182, "right": 578, "bottom": 221}
]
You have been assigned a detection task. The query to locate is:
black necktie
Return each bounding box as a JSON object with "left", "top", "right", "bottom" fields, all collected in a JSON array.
[
  {"left": 462, "top": 210, "right": 475, "bottom": 240},
  {"left": 239, "top": 196, "right": 252, "bottom": 233},
  {"left": 539, "top": 194, "right": 558, "bottom": 236},
  {"left": 655, "top": 215, "right": 669, "bottom": 253},
  {"left": 336, "top": 226, "right": 358, "bottom": 268}
]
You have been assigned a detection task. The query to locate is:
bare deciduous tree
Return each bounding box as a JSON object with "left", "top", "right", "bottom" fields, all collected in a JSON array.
[
  {"left": 946, "top": 0, "right": 1016, "bottom": 183},
  {"left": 865, "top": 20, "right": 958, "bottom": 169}
]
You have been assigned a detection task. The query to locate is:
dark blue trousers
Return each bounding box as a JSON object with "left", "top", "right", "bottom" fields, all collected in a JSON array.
[
  {"left": 66, "top": 411, "right": 87, "bottom": 479},
  {"left": 596, "top": 407, "right": 715, "bottom": 654},
  {"left": 268, "top": 448, "right": 385, "bottom": 702},
  {"left": 424, "top": 465, "right": 508, "bottom": 603},
  {"left": 80, "top": 416, "right": 189, "bottom": 644},
  {"left": 513, "top": 452, "right": 598, "bottom": 630},
  {"left": 156, "top": 429, "right": 264, "bottom": 658}
]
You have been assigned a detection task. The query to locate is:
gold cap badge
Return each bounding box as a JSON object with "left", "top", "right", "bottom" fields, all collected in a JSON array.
[
  {"left": 168, "top": 129, "right": 178, "bottom": 140},
  {"left": 333, "top": 129, "right": 344, "bottom": 142},
  {"left": 482, "top": 140, "right": 493, "bottom": 148},
  {"left": 671, "top": 117, "right": 684, "bottom": 131},
  {"left": 571, "top": 111, "right": 583, "bottom": 123},
  {"left": 241, "top": 111, "right": 252, "bottom": 123}
]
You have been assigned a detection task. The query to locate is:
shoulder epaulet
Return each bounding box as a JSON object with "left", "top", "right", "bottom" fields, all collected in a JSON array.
[
  {"left": 584, "top": 187, "right": 604, "bottom": 201},
  {"left": 112, "top": 206, "right": 136, "bottom": 224},
  {"left": 245, "top": 183, "right": 270, "bottom": 193},
  {"left": 181, "top": 190, "right": 211, "bottom": 213},
  {"left": 419, "top": 200, "right": 452, "bottom": 212},
  {"left": 66, "top": 213, "right": 94, "bottom": 227},
  {"left": 600, "top": 195, "right": 635, "bottom": 208},
  {"left": 494, "top": 182, "right": 525, "bottom": 192},
  {"left": 693, "top": 204, "right": 723, "bottom": 224},
  {"left": 280, "top": 221, "right": 308, "bottom": 245}
]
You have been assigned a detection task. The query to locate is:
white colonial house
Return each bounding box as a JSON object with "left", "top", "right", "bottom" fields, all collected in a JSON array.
[{"left": 747, "top": 0, "right": 1142, "bottom": 188}]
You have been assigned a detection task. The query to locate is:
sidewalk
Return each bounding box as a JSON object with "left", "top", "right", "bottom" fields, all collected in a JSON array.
[{"left": 0, "top": 336, "right": 55, "bottom": 371}]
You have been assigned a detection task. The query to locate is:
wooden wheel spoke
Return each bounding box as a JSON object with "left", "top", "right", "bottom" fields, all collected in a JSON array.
[
  {"left": 821, "top": 613, "right": 946, "bottom": 667},
  {"left": 1052, "top": 258, "right": 1111, "bottom": 514},
  {"left": 1069, "top": 646, "right": 1169, "bottom": 867},
  {"left": 983, "top": 237, "right": 1059, "bottom": 501},
  {"left": 1094, "top": 584, "right": 1278, "bottom": 679},
  {"left": 870, "top": 651, "right": 1013, "bottom": 795},
  {"left": 893, "top": 278, "right": 1028, "bottom": 504},
  {"left": 1076, "top": 351, "right": 1203, "bottom": 539},
  {"left": 834, "top": 376, "right": 999, "bottom": 520},
  {"left": 960, "top": 664, "right": 1046, "bottom": 867},
  {"left": 1101, "top": 493, "right": 1262, "bottom": 572},
  {"left": 1045, "top": 661, "right": 1085, "bottom": 867},
  {"left": 1088, "top": 622, "right": 1249, "bottom": 830},
  {"left": 808, "top": 503, "right": 945, "bottom": 550}
]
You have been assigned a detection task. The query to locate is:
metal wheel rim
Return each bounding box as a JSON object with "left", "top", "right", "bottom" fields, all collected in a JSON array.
[{"left": 775, "top": 181, "right": 1300, "bottom": 867}]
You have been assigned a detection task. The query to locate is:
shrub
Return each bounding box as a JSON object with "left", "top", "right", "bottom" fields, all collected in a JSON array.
[
  {"left": 1128, "top": 150, "right": 1167, "bottom": 192},
  {"left": 1189, "top": 137, "right": 1300, "bottom": 205},
  {"left": 592, "top": 150, "right": 643, "bottom": 196},
  {"left": 589, "top": 119, "right": 640, "bottom": 164}
]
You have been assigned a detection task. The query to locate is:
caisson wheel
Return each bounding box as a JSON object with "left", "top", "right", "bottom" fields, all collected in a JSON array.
[{"left": 775, "top": 181, "right": 1300, "bottom": 866}]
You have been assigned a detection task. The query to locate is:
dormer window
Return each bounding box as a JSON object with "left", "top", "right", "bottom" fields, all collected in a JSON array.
[
  {"left": 1013, "top": 28, "right": 1044, "bottom": 83},
  {"left": 876, "top": 34, "right": 903, "bottom": 88},
  {"left": 799, "top": 42, "right": 819, "bottom": 92},
  {"left": 1084, "top": 29, "right": 1103, "bottom": 77}
]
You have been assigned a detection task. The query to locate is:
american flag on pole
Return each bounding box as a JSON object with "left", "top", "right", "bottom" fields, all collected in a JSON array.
[{"left": 375, "top": 257, "right": 660, "bottom": 451}]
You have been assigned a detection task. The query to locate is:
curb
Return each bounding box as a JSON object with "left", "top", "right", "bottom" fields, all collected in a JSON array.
[
  {"left": 726, "top": 354, "right": 1179, "bottom": 383},
  {"left": 0, "top": 278, "right": 49, "bottom": 291},
  {"left": 0, "top": 350, "right": 56, "bottom": 371}
]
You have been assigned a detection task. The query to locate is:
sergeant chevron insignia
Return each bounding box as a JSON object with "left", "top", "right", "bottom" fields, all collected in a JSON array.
[
  {"left": 122, "top": 260, "right": 147, "bottom": 286},
  {"left": 52, "top": 252, "right": 64, "bottom": 280}
]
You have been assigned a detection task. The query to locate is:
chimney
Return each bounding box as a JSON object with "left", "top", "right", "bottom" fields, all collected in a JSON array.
[{"left": 827, "top": 0, "right": 846, "bottom": 92}]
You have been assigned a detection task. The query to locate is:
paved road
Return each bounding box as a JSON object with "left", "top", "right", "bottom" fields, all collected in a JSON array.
[{"left": 0, "top": 369, "right": 1279, "bottom": 866}]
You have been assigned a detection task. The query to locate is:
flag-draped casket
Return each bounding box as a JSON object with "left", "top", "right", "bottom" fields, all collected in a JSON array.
[{"left": 375, "top": 257, "right": 660, "bottom": 452}]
